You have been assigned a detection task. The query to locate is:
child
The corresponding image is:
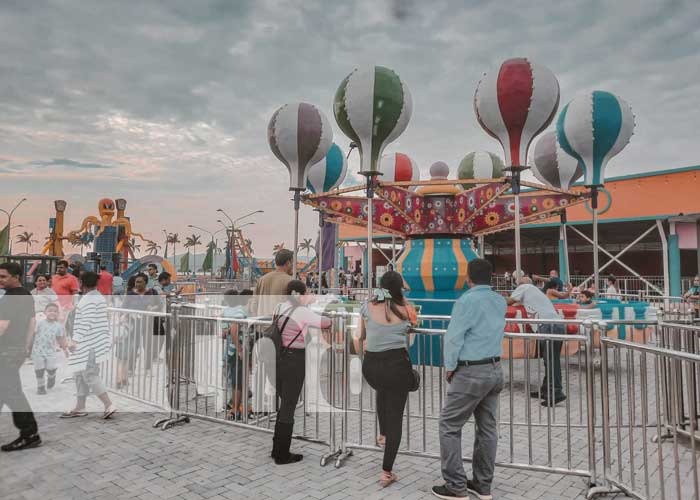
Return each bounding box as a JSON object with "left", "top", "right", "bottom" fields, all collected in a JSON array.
[
  {"left": 221, "top": 289, "right": 253, "bottom": 420},
  {"left": 578, "top": 290, "right": 597, "bottom": 309},
  {"left": 31, "top": 302, "right": 66, "bottom": 395}
]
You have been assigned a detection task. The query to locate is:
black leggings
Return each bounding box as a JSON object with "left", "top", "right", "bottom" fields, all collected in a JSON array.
[
  {"left": 277, "top": 349, "right": 305, "bottom": 424},
  {"left": 362, "top": 348, "right": 412, "bottom": 472}
]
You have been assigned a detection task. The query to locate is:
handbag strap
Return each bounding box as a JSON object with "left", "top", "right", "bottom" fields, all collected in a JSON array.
[{"left": 276, "top": 305, "right": 301, "bottom": 350}]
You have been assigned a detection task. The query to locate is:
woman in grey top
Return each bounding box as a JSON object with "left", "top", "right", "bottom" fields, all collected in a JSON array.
[{"left": 358, "top": 271, "right": 416, "bottom": 488}]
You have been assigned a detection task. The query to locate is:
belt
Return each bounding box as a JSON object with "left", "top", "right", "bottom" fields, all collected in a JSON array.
[{"left": 457, "top": 356, "right": 500, "bottom": 366}]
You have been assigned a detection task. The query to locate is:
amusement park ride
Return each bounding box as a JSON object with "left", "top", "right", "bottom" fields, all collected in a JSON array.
[
  {"left": 268, "top": 58, "right": 636, "bottom": 317},
  {"left": 41, "top": 198, "right": 156, "bottom": 275}
]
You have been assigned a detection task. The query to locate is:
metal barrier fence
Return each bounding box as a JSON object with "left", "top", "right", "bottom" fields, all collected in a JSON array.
[{"left": 101, "top": 303, "right": 698, "bottom": 499}]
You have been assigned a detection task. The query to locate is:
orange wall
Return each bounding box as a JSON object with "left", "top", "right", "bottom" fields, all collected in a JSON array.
[{"left": 560, "top": 169, "right": 700, "bottom": 223}]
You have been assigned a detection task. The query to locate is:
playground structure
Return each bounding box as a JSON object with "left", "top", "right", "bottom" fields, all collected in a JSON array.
[{"left": 41, "top": 198, "right": 156, "bottom": 274}]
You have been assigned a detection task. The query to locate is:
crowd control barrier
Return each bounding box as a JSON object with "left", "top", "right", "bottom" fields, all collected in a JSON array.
[{"left": 101, "top": 300, "right": 698, "bottom": 499}]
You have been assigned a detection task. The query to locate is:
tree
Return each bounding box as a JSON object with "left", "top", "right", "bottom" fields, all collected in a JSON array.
[
  {"left": 202, "top": 240, "right": 220, "bottom": 274},
  {"left": 272, "top": 242, "right": 285, "bottom": 256},
  {"left": 184, "top": 234, "right": 201, "bottom": 272},
  {"left": 15, "top": 231, "right": 38, "bottom": 254},
  {"left": 298, "top": 238, "right": 314, "bottom": 261},
  {"left": 145, "top": 240, "right": 161, "bottom": 256},
  {"left": 167, "top": 233, "right": 181, "bottom": 268}
]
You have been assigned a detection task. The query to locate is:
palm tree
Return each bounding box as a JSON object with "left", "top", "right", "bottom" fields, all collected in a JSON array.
[
  {"left": 272, "top": 242, "right": 285, "bottom": 256},
  {"left": 298, "top": 238, "right": 313, "bottom": 261},
  {"left": 129, "top": 237, "right": 141, "bottom": 257},
  {"left": 145, "top": 240, "right": 161, "bottom": 256},
  {"left": 16, "top": 231, "right": 38, "bottom": 254},
  {"left": 184, "top": 234, "right": 201, "bottom": 273},
  {"left": 167, "top": 233, "right": 181, "bottom": 268}
]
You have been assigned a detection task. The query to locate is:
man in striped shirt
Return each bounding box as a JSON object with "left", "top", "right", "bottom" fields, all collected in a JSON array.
[{"left": 61, "top": 272, "right": 117, "bottom": 419}]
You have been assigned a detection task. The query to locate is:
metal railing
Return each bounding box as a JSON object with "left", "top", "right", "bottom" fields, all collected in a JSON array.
[{"left": 99, "top": 302, "right": 698, "bottom": 499}]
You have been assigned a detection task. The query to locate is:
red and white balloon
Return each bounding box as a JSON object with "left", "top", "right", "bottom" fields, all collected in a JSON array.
[
  {"left": 379, "top": 152, "right": 419, "bottom": 182},
  {"left": 474, "top": 58, "right": 560, "bottom": 167}
]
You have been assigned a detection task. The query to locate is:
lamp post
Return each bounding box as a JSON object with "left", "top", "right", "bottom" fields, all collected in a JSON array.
[
  {"left": 188, "top": 225, "right": 225, "bottom": 278},
  {"left": 1, "top": 198, "right": 27, "bottom": 255},
  {"left": 216, "top": 209, "right": 263, "bottom": 278}
]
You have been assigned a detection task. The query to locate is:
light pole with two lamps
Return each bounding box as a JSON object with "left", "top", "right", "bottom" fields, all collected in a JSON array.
[{"left": 0, "top": 198, "right": 27, "bottom": 255}]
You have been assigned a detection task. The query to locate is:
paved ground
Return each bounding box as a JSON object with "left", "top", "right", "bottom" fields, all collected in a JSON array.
[
  {"left": 2, "top": 411, "right": 607, "bottom": 500},
  {"left": 0, "top": 357, "right": 621, "bottom": 500}
]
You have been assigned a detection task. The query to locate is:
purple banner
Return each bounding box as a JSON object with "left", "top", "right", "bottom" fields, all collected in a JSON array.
[{"left": 321, "top": 221, "right": 336, "bottom": 272}]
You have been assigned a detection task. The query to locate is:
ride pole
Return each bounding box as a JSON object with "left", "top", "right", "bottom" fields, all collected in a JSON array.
[
  {"left": 560, "top": 210, "right": 570, "bottom": 283},
  {"left": 511, "top": 167, "right": 523, "bottom": 280},
  {"left": 317, "top": 210, "right": 324, "bottom": 295},
  {"left": 361, "top": 173, "right": 377, "bottom": 291},
  {"left": 292, "top": 189, "right": 301, "bottom": 280},
  {"left": 591, "top": 186, "right": 599, "bottom": 297}
]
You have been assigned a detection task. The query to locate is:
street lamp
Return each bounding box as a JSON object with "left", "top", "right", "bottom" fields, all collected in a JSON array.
[
  {"left": 162, "top": 229, "right": 169, "bottom": 261},
  {"left": 1, "top": 198, "right": 27, "bottom": 254},
  {"left": 188, "top": 224, "right": 225, "bottom": 278},
  {"left": 216, "top": 209, "right": 263, "bottom": 278}
]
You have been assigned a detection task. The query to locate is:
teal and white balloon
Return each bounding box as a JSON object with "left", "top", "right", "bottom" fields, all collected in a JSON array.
[
  {"left": 556, "top": 91, "right": 635, "bottom": 187},
  {"left": 457, "top": 151, "right": 504, "bottom": 187},
  {"left": 306, "top": 143, "right": 348, "bottom": 193},
  {"left": 334, "top": 66, "right": 412, "bottom": 175}
]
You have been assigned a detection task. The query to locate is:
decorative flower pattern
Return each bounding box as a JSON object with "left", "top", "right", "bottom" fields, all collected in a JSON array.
[
  {"left": 380, "top": 213, "right": 394, "bottom": 227},
  {"left": 542, "top": 198, "right": 555, "bottom": 210},
  {"left": 485, "top": 212, "right": 500, "bottom": 226},
  {"left": 457, "top": 208, "right": 466, "bottom": 222},
  {"left": 331, "top": 200, "right": 342, "bottom": 211}
]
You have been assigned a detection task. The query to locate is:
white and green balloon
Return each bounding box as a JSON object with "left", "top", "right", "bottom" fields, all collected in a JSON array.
[{"left": 333, "top": 66, "right": 412, "bottom": 175}]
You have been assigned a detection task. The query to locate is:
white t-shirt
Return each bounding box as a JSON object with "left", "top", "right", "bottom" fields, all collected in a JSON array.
[
  {"left": 510, "top": 284, "right": 559, "bottom": 320},
  {"left": 606, "top": 285, "right": 620, "bottom": 299}
]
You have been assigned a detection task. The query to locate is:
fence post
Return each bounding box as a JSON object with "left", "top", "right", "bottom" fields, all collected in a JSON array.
[
  {"left": 584, "top": 320, "right": 597, "bottom": 487},
  {"left": 154, "top": 300, "right": 190, "bottom": 430}
]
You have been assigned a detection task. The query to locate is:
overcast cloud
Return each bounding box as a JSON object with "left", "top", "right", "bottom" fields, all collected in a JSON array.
[{"left": 1, "top": 0, "right": 698, "bottom": 256}]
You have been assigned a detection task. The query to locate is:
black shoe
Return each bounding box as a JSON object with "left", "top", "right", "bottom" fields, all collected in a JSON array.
[
  {"left": 466, "top": 480, "right": 493, "bottom": 500},
  {"left": 47, "top": 376, "right": 56, "bottom": 389},
  {"left": 541, "top": 394, "right": 567, "bottom": 407},
  {"left": 431, "top": 485, "right": 468, "bottom": 500},
  {"left": 273, "top": 452, "right": 303, "bottom": 465},
  {"left": 37, "top": 386, "right": 47, "bottom": 395},
  {"left": 529, "top": 390, "right": 544, "bottom": 398},
  {"left": 1, "top": 434, "right": 42, "bottom": 452}
]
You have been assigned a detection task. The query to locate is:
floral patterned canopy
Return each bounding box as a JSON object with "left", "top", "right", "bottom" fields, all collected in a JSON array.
[{"left": 303, "top": 178, "right": 588, "bottom": 237}]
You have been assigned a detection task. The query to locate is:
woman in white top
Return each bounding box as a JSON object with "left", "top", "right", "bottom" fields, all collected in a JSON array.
[
  {"left": 271, "top": 280, "right": 331, "bottom": 465},
  {"left": 31, "top": 275, "right": 58, "bottom": 321},
  {"left": 606, "top": 275, "right": 621, "bottom": 299}
]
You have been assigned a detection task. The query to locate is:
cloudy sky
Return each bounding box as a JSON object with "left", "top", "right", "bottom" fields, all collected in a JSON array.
[{"left": 1, "top": 0, "right": 698, "bottom": 257}]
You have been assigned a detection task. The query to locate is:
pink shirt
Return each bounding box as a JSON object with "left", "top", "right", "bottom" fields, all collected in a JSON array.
[
  {"left": 97, "top": 271, "right": 113, "bottom": 295},
  {"left": 52, "top": 273, "right": 79, "bottom": 310},
  {"left": 275, "top": 301, "right": 331, "bottom": 349}
]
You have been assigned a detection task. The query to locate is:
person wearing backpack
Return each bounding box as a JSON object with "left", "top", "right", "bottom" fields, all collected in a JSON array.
[{"left": 270, "top": 280, "right": 331, "bottom": 465}]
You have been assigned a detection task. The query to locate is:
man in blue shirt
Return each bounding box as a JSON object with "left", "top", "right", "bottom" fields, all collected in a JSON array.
[{"left": 432, "top": 259, "right": 505, "bottom": 500}]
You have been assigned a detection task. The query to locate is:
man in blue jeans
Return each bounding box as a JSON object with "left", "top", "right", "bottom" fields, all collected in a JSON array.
[{"left": 432, "top": 259, "right": 506, "bottom": 500}]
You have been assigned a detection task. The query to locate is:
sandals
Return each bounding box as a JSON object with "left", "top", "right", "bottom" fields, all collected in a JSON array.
[
  {"left": 103, "top": 405, "right": 118, "bottom": 419},
  {"left": 379, "top": 471, "right": 398, "bottom": 488},
  {"left": 60, "top": 411, "right": 88, "bottom": 419}
]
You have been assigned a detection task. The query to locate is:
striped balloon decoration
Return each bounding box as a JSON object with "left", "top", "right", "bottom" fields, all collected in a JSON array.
[
  {"left": 458, "top": 151, "right": 504, "bottom": 183},
  {"left": 474, "top": 58, "right": 560, "bottom": 167},
  {"left": 334, "top": 66, "right": 412, "bottom": 174},
  {"left": 556, "top": 91, "right": 635, "bottom": 187},
  {"left": 268, "top": 102, "right": 333, "bottom": 191},
  {"left": 531, "top": 131, "right": 583, "bottom": 190},
  {"left": 307, "top": 143, "right": 348, "bottom": 193},
  {"left": 379, "top": 152, "right": 419, "bottom": 182}
]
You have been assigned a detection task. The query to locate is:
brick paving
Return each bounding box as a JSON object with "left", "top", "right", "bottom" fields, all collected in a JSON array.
[{"left": 1, "top": 358, "right": 624, "bottom": 500}]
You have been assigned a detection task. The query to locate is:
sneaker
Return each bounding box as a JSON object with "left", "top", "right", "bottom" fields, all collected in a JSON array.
[
  {"left": 466, "top": 480, "right": 493, "bottom": 500},
  {"left": 1, "top": 434, "right": 42, "bottom": 452},
  {"left": 37, "top": 386, "right": 47, "bottom": 395},
  {"left": 541, "top": 394, "right": 567, "bottom": 407},
  {"left": 529, "top": 390, "right": 543, "bottom": 398},
  {"left": 431, "top": 485, "right": 468, "bottom": 500}
]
